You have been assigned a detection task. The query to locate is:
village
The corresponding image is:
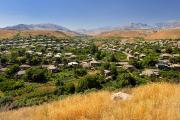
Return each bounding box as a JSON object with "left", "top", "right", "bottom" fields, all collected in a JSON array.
[
  {"left": 0, "top": 36, "right": 179, "bottom": 78},
  {"left": 0, "top": 35, "right": 179, "bottom": 110}
]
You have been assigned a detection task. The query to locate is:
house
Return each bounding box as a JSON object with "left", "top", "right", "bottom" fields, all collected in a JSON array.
[
  {"left": 156, "top": 63, "right": 170, "bottom": 70},
  {"left": 65, "top": 53, "right": 73, "bottom": 56},
  {"left": 46, "top": 53, "right": 53, "bottom": 58},
  {"left": 20, "top": 64, "right": 31, "bottom": 70},
  {"left": 160, "top": 53, "right": 172, "bottom": 60},
  {"left": 26, "top": 50, "right": 34, "bottom": 55},
  {"left": 0, "top": 68, "right": 7, "bottom": 72},
  {"left": 158, "top": 60, "right": 170, "bottom": 65},
  {"left": 68, "top": 62, "right": 79, "bottom": 67},
  {"left": 173, "top": 54, "right": 180, "bottom": 58},
  {"left": 36, "top": 52, "right": 43, "bottom": 56},
  {"left": 54, "top": 54, "right": 61, "bottom": 58},
  {"left": 104, "top": 70, "right": 111, "bottom": 77},
  {"left": 122, "top": 64, "right": 135, "bottom": 71},
  {"left": 90, "top": 60, "right": 101, "bottom": 67},
  {"left": 80, "top": 62, "right": 90, "bottom": 68},
  {"left": 140, "top": 69, "right": 159, "bottom": 77},
  {"left": 139, "top": 53, "right": 146, "bottom": 59},
  {"left": 17, "top": 70, "right": 26, "bottom": 76},
  {"left": 116, "top": 62, "right": 129, "bottom": 66},
  {"left": 170, "top": 64, "right": 180, "bottom": 70},
  {"left": 47, "top": 65, "right": 59, "bottom": 73}
]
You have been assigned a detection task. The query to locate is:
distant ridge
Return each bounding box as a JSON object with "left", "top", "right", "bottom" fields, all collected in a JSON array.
[{"left": 2, "top": 23, "right": 72, "bottom": 32}]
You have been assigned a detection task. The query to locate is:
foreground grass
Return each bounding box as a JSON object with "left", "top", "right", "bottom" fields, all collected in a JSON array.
[{"left": 0, "top": 83, "right": 179, "bottom": 120}]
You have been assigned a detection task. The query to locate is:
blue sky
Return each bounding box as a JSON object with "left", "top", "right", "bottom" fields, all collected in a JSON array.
[{"left": 0, "top": 0, "right": 180, "bottom": 30}]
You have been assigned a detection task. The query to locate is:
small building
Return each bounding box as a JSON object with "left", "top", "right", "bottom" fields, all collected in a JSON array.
[
  {"left": 17, "top": 70, "right": 26, "bottom": 76},
  {"left": 65, "top": 53, "right": 73, "bottom": 56},
  {"left": 170, "top": 64, "right": 180, "bottom": 70},
  {"left": 156, "top": 63, "right": 170, "bottom": 70},
  {"left": 20, "top": 64, "right": 31, "bottom": 70},
  {"left": 80, "top": 62, "right": 90, "bottom": 68},
  {"left": 139, "top": 53, "right": 146, "bottom": 59},
  {"left": 104, "top": 70, "right": 111, "bottom": 77},
  {"left": 122, "top": 64, "right": 135, "bottom": 71},
  {"left": 47, "top": 65, "right": 59, "bottom": 73},
  {"left": 90, "top": 60, "right": 101, "bottom": 67},
  {"left": 160, "top": 53, "right": 172, "bottom": 60},
  {"left": 68, "top": 62, "right": 79, "bottom": 67},
  {"left": 140, "top": 69, "right": 159, "bottom": 77}
]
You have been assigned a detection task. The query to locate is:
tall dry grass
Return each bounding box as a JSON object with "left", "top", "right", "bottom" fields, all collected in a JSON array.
[{"left": 0, "top": 83, "right": 179, "bottom": 120}]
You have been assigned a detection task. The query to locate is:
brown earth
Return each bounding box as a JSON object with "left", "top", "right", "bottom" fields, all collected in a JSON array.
[
  {"left": 0, "top": 30, "right": 77, "bottom": 40},
  {"left": 96, "top": 29, "right": 180, "bottom": 40}
]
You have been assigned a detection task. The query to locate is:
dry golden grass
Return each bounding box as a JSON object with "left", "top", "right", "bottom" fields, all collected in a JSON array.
[{"left": 0, "top": 83, "right": 180, "bottom": 120}]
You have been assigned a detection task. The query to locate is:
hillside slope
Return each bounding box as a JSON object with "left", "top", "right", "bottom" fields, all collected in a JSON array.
[
  {"left": 145, "top": 29, "right": 180, "bottom": 40},
  {"left": 0, "top": 30, "right": 19, "bottom": 40},
  {"left": 96, "top": 29, "right": 180, "bottom": 40},
  {"left": 0, "top": 30, "right": 76, "bottom": 40},
  {"left": 96, "top": 29, "right": 154, "bottom": 39},
  {"left": 0, "top": 83, "right": 179, "bottom": 120}
]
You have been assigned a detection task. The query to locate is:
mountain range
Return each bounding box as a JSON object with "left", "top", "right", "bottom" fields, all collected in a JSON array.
[
  {"left": 2, "top": 23, "right": 72, "bottom": 32},
  {"left": 1, "top": 20, "right": 180, "bottom": 35}
]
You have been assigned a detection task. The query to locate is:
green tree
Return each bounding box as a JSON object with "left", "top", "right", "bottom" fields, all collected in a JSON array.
[
  {"left": 76, "top": 75, "right": 101, "bottom": 92},
  {"left": 5, "top": 64, "right": 20, "bottom": 77},
  {"left": 89, "top": 43, "right": 98, "bottom": 55},
  {"left": 25, "top": 67, "right": 48, "bottom": 83}
]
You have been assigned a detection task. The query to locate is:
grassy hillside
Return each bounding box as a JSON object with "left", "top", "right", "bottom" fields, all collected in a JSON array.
[
  {"left": 0, "top": 83, "right": 179, "bottom": 120},
  {"left": 0, "top": 30, "right": 77, "bottom": 40}
]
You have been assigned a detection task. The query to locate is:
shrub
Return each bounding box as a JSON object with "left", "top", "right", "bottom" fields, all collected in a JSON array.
[
  {"left": 0, "top": 96, "right": 13, "bottom": 107},
  {"left": 25, "top": 67, "right": 48, "bottom": 83},
  {"left": 76, "top": 75, "right": 101, "bottom": 92},
  {"left": 74, "top": 68, "right": 87, "bottom": 77},
  {"left": 5, "top": 64, "right": 20, "bottom": 77},
  {"left": 55, "top": 81, "right": 75, "bottom": 95},
  {"left": 0, "top": 80, "right": 24, "bottom": 92}
]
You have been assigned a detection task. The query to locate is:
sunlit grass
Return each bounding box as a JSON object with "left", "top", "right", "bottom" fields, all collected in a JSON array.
[{"left": 0, "top": 83, "right": 179, "bottom": 120}]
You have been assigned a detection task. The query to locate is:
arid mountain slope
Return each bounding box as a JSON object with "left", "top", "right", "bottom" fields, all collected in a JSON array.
[
  {"left": 0, "top": 30, "right": 77, "bottom": 40},
  {"left": 0, "top": 30, "right": 19, "bottom": 40},
  {"left": 96, "top": 29, "right": 154, "bottom": 39},
  {"left": 145, "top": 29, "right": 180, "bottom": 40},
  {"left": 96, "top": 29, "right": 180, "bottom": 40},
  {"left": 0, "top": 83, "right": 179, "bottom": 120}
]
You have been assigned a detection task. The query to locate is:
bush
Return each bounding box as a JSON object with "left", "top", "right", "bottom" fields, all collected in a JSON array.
[
  {"left": 129, "top": 60, "right": 144, "bottom": 69},
  {"left": 0, "top": 80, "right": 24, "bottom": 92},
  {"left": 25, "top": 67, "right": 48, "bottom": 83},
  {"left": 141, "top": 54, "right": 158, "bottom": 67},
  {"left": 74, "top": 68, "right": 87, "bottom": 77},
  {"left": 0, "top": 96, "right": 13, "bottom": 107},
  {"left": 76, "top": 75, "right": 101, "bottom": 92},
  {"left": 55, "top": 81, "right": 75, "bottom": 95},
  {"left": 64, "top": 83, "right": 75, "bottom": 94},
  {"left": 160, "top": 70, "right": 180, "bottom": 83},
  {"left": 5, "top": 64, "right": 20, "bottom": 77}
]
